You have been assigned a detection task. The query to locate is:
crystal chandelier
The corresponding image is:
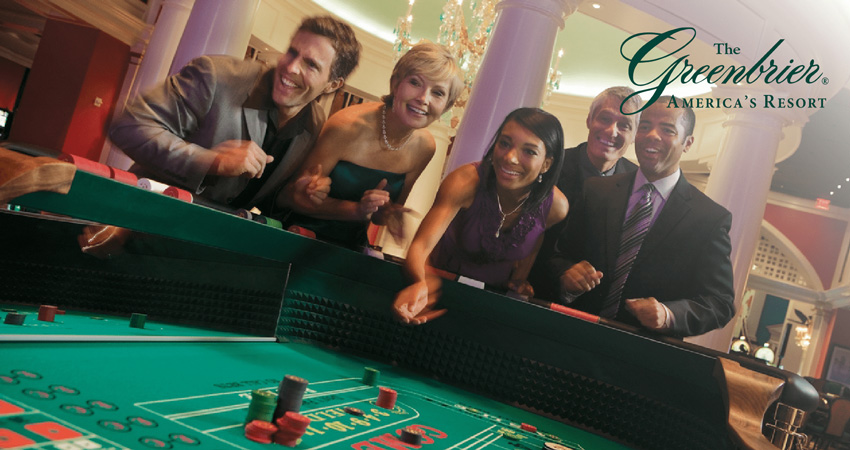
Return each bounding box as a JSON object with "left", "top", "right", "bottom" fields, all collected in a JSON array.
[{"left": 393, "top": 0, "right": 563, "bottom": 124}]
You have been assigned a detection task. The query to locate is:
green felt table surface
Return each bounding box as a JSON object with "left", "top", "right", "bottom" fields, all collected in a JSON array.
[
  {"left": 0, "top": 305, "right": 269, "bottom": 342},
  {"left": 0, "top": 340, "right": 629, "bottom": 450}
]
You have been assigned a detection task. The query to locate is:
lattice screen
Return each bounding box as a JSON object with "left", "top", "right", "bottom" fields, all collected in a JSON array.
[{"left": 751, "top": 234, "right": 812, "bottom": 287}]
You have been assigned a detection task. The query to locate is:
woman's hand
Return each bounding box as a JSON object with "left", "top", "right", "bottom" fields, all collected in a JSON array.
[
  {"left": 359, "top": 178, "right": 391, "bottom": 220},
  {"left": 392, "top": 277, "right": 446, "bottom": 325}
]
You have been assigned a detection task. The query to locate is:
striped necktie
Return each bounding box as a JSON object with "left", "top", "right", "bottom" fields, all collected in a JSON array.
[{"left": 600, "top": 183, "right": 655, "bottom": 318}]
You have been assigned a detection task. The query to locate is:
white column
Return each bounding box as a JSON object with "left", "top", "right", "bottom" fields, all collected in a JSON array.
[
  {"left": 686, "top": 86, "right": 805, "bottom": 351},
  {"left": 800, "top": 305, "right": 832, "bottom": 376},
  {"left": 169, "top": 0, "right": 261, "bottom": 75},
  {"left": 105, "top": 0, "right": 196, "bottom": 168},
  {"left": 443, "top": 0, "right": 579, "bottom": 174},
  {"left": 131, "top": 0, "right": 196, "bottom": 98}
]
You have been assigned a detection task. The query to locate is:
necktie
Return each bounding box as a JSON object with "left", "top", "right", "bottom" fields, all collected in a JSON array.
[{"left": 600, "top": 183, "right": 655, "bottom": 318}]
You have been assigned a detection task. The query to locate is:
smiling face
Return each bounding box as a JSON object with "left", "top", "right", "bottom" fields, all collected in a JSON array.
[
  {"left": 491, "top": 120, "right": 553, "bottom": 192},
  {"left": 585, "top": 96, "right": 637, "bottom": 172},
  {"left": 635, "top": 103, "right": 694, "bottom": 182},
  {"left": 390, "top": 73, "right": 451, "bottom": 129},
  {"left": 272, "top": 30, "right": 342, "bottom": 120}
]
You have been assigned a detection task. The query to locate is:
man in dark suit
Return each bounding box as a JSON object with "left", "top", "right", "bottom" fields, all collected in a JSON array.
[
  {"left": 550, "top": 98, "right": 735, "bottom": 337},
  {"left": 528, "top": 87, "right": 640, "bottom": 300},
  {"left": 110, "top": 16, "right": 361, "bottom": 216}
]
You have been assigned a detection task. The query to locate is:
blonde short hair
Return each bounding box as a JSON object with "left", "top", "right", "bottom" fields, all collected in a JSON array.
[{"left": 382, "top": 42, "right": 464, "bottom": 111}]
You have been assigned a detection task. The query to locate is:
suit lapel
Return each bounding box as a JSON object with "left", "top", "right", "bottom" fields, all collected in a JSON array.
[
  {"left": 243, "top": 107, "right": 268, "bottom": 146},
  {"left": 636, "top": 175, "right": 692, "bottom": 263}
]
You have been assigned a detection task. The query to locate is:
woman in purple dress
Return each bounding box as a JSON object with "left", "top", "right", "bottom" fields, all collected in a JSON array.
[{"left": 394, "top": 108, "right": 568, "bottom": 324}]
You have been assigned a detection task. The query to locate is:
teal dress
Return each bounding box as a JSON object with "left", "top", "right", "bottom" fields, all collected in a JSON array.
[{"left": 286, "top": 161, "right": 406, "bottom": 248}]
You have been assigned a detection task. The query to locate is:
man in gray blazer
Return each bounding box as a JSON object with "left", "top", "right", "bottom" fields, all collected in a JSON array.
[
  {"left": 110, "top": 16, "right": 361, "bottom": 216},
  {"left": 550, "top": 98, "right": 735, "bottom": 337}
]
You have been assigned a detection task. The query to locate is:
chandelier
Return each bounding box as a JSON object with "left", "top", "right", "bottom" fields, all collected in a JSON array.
[
  {"left": 795, "top": 324, "right": 811, "bottom": 350},
  {"left": 394, "top": 0, "right": 563, "bottom": 124}
]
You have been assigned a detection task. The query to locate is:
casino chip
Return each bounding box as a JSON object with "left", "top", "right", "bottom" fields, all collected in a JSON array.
[
  {"left": 362, "top": 367, "right": 379, "bottom": 386},
  {"left": 273, "top": 412, "right": 310, "bottom": 447},
  {"left": 521, "top": 423, "right": 538, "bottom": 433},
  {"left": 245, "top": 389, "right": 277, "bottom": 424},
  {"left": 400, "top": 427, "right": 424, "bottom": 446},
  {"left": 4, "top": 312, "right": 26, "bottom": 325},
  {"left": 375, "top": 387, "right": 397, "bottom": 410},
  {"left": 244, "top": 420, "right": 277, "bottom": 444},
  {"left": 343, "top": 407, "right": 364, "bottom": 416},
  {"left": 275, "top": 375, "right": 308, "bottom": 419},
  {"left": 38, "top": 305, "right": 57, "bottom": 322},
  {"left": 130, "top": 313, "right": 146, "bottom": 329}
]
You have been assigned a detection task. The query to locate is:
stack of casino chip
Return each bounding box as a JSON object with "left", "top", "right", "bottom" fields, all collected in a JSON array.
[
  {"left": 245, "top": 389, "right": 277, "bottom": 424},
  {"left": 37, "top": 305, "right": 57, "bottom": 322},
  {"left": 376, "top": 387, "right": 397, "bottom": 410},
  {"left": 362, "top": 367, "right": 379, "bottom": 386},
  {"left": 274, "top": 375, "right": 308, "bottom": 419},
  {"left": 244, "top": 420, "right": 278, "bottom": 444},
  {"left": 400, "top": 427, "right": 424, "bottom": 446},
  {"left": 521, "top": 423, "right": 538, "bottom": 433},
  {"left": 129, "top": 313, "right": 146, "bottom": 329},
  {"left": 4, "top": 312, "right": 26, "bottom": 325},
  {"left": 273, "top": 411, "right": 310, "bottom": 447}
]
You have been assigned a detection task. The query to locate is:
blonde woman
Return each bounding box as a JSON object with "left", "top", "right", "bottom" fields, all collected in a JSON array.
[{"left": 283, "top": 42, "right": 463, "bottom": 248}]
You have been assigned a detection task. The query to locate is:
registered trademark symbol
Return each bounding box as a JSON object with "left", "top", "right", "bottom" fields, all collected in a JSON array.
[{"left": 822, "top": 77, "right": 829, "bottom": 85}]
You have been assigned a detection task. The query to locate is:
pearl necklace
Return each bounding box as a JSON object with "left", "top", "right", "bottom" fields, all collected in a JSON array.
[
  {"left": 381, "top": 104, "right": 413, "bottom": 151},
  {"left": 495, "top": 191, "right": 528, "bottom": 238}
]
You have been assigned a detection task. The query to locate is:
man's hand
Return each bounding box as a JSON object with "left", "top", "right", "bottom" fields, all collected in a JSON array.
[
  {"left": 291, "top": 165, "right": 331, "bottom": 206},
  {"left": 359, "top": 179, "right": 390, "bottom": 220},
  {"left": 624, "top": 297, "right": 671, "bottom": 331},
  {"left": 559, "top": 260, "right": 603, "bottom": 295},
  {"left": 507, "top": 280, "right": 534, "bottom": 299},
  {"left": 392, "top": 278, "right": 446, "bottom": 325},
  {"left": 209, "top": 140, "right": 273, "bottom": 178}
]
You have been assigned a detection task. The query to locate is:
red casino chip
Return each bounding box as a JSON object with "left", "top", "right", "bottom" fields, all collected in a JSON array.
[
  {"left": 520, "top": 423, "right": 538, "bottom": 433},
  {"left": 109, "top": 167, "right": 139, "bottom": 185},
  {"left": 376, "top": 387, "right": 397, "bottom": 410},
  {"left": 57, "top": 154, "right": 111, "bottom": 178},
  {"left": 245, "top": 420, "right": 278, "bottom": 444},
  {"left": 163, "top": 186, "right": 193, "bottom": 202}
]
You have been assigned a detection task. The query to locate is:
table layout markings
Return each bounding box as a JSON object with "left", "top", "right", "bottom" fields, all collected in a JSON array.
[
  {"left": 307, "top": 401, "right": 420, "bottom": 450},
  {"left": 445, "top": 425, "right": 498, "bottom": 450}
]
